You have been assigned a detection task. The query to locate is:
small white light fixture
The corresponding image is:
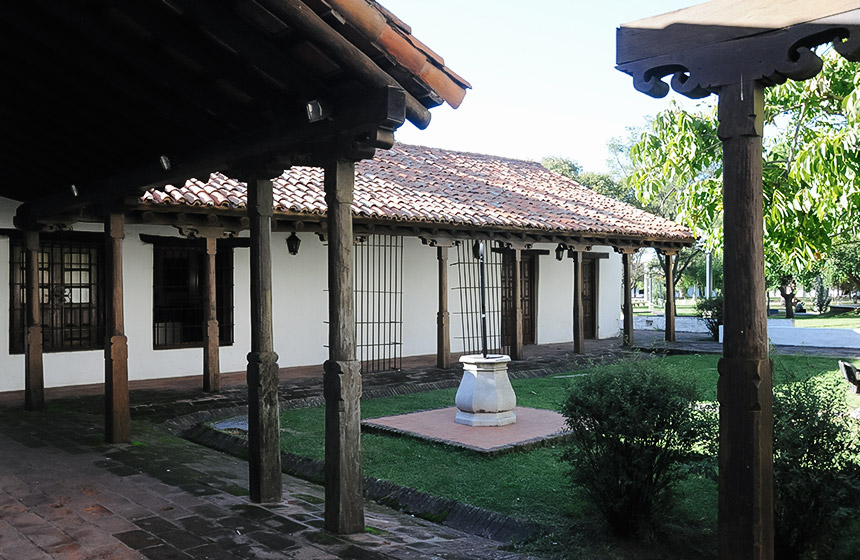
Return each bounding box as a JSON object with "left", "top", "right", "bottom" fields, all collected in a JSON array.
[
  {"left": 305, "top": 99, "right": 332, "bottom": 123},
  {"left": 159, "top": 155, "right": 171, "bottom": 171},
  {"left": 70, "top": 184, "right": 78, "bottom": 197}
]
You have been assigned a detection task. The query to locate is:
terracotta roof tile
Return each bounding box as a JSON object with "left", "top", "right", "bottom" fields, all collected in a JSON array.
[{"left": 141, "top": 144, "right": 694, "bottom": 243}]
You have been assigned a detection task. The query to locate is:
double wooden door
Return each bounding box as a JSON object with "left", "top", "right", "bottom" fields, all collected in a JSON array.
[
  {"left": 581, "top": 258, "right": 597, "bottom": 339},
  {"left": 501, "top": 251, "right": 537, "bottom": 348}
]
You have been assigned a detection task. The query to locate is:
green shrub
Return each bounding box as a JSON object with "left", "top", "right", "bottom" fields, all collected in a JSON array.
[
  {"left": 696, "top": 295, "right": 723, "bottom": 341},
  {"left": 812, "top": 275, "right": 832, "bottom": 314},
  {"left": 560, "top": 360, "right": 716, "bottom": 537},
  {"left": 773, "top": 374, "right": 860, "bottom": 559}
]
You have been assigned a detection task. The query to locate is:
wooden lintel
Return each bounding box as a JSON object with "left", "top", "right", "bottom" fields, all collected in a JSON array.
[{"left": 16, "top": 86, "right": 406, "bottom": 225}]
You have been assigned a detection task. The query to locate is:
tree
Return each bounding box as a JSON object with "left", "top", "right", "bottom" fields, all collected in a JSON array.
[
  {"left": 628, "top": 50, "right": 860, "bottom": 277},
  {"left": 823, "top": 241, "right": 860, "bottom": 292},
  {"left": 541, "top": 156, "right": 638, "bottom": 205}
]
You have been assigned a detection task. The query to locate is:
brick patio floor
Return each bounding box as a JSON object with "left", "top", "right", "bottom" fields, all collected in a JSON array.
[{"left": 1, "top": 332, "right": 856, "bottom": 559}]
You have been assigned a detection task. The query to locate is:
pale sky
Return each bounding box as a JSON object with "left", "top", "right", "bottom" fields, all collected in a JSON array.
[{"left": 382, "top": 0, "right": 709, "bottom": 173}]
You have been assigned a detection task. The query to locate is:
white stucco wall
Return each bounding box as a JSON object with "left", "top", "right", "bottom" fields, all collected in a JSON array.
[
  {"left": 535, "top": 244, "right": 573, "bottom": 345},
  {"left": 595, "top": 247, "right": 623, "bottom": 340},
  {"left": 0, "top": 198, "right": 628, "bottom": 391}
]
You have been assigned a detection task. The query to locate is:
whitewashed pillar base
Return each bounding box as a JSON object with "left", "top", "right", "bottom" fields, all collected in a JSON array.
[{"left": 455, "top": 354, "right": 517, "bottom": 427}]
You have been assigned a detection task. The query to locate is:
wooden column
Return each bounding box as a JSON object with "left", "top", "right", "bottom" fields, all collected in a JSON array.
[
  {"left": 247, "top": 178, "right": 282, "bottom": 504},
  {"left": 436, "top": 245, "right": 451, "bottom": 369},
  {"left": 202, "top": 237, "right": 220, "bottom": 392},
  {"left": 621, "top": 251, "right": 634, "bottom": 347},
  {"left": 717, "top": 80, "right": 774, "bottom": 560},
  {"left": 510, "top": 247, "right": 524, "bottom": 360},
  {"left": 664, "top": 252, "right": 677, "bottom": 342},
  {"left": 572, "top": 250, "right": 585, "bottom": 354},
  {"left": 23, "top": 231, "right": 44, "bottom": 411},
  {"left": 323, "top": 159, "right": 364, "bottom": 534},
  {"left": 105, "top": 213, "right": 130, "bottom": 443}
]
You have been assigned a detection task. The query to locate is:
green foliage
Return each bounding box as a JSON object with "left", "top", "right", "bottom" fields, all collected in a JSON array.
[
  {"left": 824, "top": 241, "right": 860, "bottom": 291},
  {"left": 628, "top": 51, "right": 860, "bottom": 273},
  {"left": 541, "top": 156, "right": 582, "bottom": 180},
  {"left": 541, "top": 156, "right": 638, "bottom": 206},
  {"left": 772, "top": 373, "right": 860, "bottom": 559},
  {"left": 812, "top": 274, "right": 832, "bottom": 313},
  {"left": 695, "top": 295, "right": 723, "bottom": 341},
  {"left": 560, "top": 361, "right": 716, "bottom": 537}
]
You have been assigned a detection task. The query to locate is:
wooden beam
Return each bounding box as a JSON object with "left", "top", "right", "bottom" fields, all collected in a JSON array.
[
  {"left": 510, "top": 248, "right": 524, "bottom": 360},
  {"left": 323, "top": 159, "right": 364, "bottom": 534},
  {"left": 23, "top": 230, "right": 44, "bottom": 411},
  {"left": 246, "top": 177, "right": 282, "bottom": 504},
  {"left": 16, "top": 86, "right": 405, "bottom": 225},
  {"left": 104, "top": 213, "right": 130, "bottom": 443},
  {"left": 665, "top": 252, "right": 676, "bottom": 342},
  {"left": 572, "top": 250, "right": 585, "bottom": 354},
  {"left": 436, "top": 246, "right": 451, "bottom": 369},
  {"left": 258, "top": 0, "right": 431, "bottom": 128},
  {"left": 716, "top": 80, "right": 774, "bottom": 560},
  {"left": 621, "top": 251, "right": 634, "bottom": 347},
  {"left": 202, "top": 237, "right": 220, "bottom": 392}
]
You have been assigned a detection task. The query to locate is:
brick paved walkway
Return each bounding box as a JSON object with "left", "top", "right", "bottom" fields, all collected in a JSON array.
[
  {"left": 0, "top": 405, "right": 543, "bottom": 560},
  {"left": 1, "top": 332, "right": 856, "bottom": 560}
]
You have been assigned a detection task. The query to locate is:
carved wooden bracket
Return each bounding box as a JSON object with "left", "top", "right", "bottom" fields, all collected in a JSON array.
[{"left": 617, "top": 11, "right": 860, "bottom": 99}]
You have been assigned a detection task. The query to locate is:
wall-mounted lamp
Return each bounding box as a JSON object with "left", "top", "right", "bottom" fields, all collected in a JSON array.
[
  {"left": 70, "top": 184, "right": 78, "bottom": 197},
  {"left": 472, "top": 240, "right": 483, "bottom": 260},
  {"left": 159, "top": 155, "right": 171, "bottom": 171},
  {"left": 286, "top": 232, "right": 301, "bottom": 255},
  {"left": 306, "top": 99, "right": 333, "bottom": 123},
  {"left": 555, "top": 243, "right": 566, "bottom": 261}
]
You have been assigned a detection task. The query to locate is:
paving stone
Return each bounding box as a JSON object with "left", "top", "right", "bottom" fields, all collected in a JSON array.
[
  {"left": 134, "top": 516, "right": 180, "bottom": 536},
  {"left": 158, "top": 530, "right": 208, "bottom": 551},
  {"left": 114, "top": 529, "right": 164, "bottom": 550},
  {"left": 184, "top": 544, "right": 240, "bottom": 560},
  {"left": 139, "top": 544, "right": 193, "bottom": 560}
]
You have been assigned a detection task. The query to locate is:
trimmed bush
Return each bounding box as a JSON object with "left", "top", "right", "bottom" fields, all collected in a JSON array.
[
  {"left": 560, "top": 360, "right": 716, "bottom": 537},
  {"left": 696, "top": 295, "right": 723, "bottom": 341},
  {"left": 773, "top": 373, "right": 860, "bottom": 559}
]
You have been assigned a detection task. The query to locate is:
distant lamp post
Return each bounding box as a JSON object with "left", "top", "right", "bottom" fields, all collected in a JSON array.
[
  {"left": 555, "top": 243, "right": 566, "bottom": 261},
  {"left": 286, "top": 232, "right": 301, "bottom": 255}
]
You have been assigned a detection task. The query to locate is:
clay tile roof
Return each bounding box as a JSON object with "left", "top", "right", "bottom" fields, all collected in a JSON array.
[{"left": 141, "top": 144, "right": 695, "bottom": 243}]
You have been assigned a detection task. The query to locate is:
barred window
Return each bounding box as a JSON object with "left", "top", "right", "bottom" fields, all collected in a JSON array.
[
  {"left": 152, "top": 243, "right": 233, "bottom": 349},
  {"left": 9, "top": 233, "right": 105, "bottom": 354}
]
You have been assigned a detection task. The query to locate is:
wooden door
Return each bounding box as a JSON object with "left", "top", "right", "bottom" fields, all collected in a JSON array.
[
  {"left": 520, "top": 253, "right": 537, "bottom": 345},
  {"left": 582, "top": 259, "right": 597, "bottom": 339}
]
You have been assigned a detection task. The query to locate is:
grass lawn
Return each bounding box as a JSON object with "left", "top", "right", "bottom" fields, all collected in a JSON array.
[
  {"left": 768, "top": 309, "right": 860, "bottom": 329},
  {"left": 634, "top": 299, "right": 699, "bottom": 317},
  {"left": 273, "top": 354, "right": 860, "bottom": 559}
]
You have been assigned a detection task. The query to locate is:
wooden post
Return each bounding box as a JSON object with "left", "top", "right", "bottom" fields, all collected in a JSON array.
[
  {"left": 202, "top": 237, "right": 220, "bottom": 392},
  {"left": 23, "top": 231, "right": 44, "bottom": 411},
  {"left": 436, "top": 245, "right": 451, "bottom": 369},
  {"left": 664, "top": 252, "right": 676, "bottom": 342},
  {"left": 105, "top": 213, "right": 130, "bottom": 443},
  {"left": 247, "top": 178, "right": 282, "bottom": 504},
  {"left": 511, "top": 247, "right": 524, "bottom": 360},
  {"left": 621, "top": 251, "right": 634, "bottom": 347},
  {"left": 572, "top": 250, "right": 585, "bottom": 354},
  {"left": 717, "top": 80, "right": 774, "bottom": 560},
  {"left": 323, "top": 159, "right": 364, "bottom": 534}
]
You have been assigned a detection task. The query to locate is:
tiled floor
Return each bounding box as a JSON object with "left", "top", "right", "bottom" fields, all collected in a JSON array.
[
  {"left": 1, "top": 331, "right": 856, "bottom": 560},
  {"left": 363, "top": 407, "right": 568, "bottom": 453}
]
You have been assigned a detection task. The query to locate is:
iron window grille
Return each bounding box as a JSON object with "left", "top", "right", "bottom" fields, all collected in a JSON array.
[
  {"left": 152, "top": 243, "right": 234, "bottom": 349},
  {"left": 9, "top": 233, "right": 105, "bottom": 354},
  {"left": 453, "top": 241, "right": 505, "bottom": 355},
  {"left": 353, "top": 234, "right": 403, "bottom": 373}
]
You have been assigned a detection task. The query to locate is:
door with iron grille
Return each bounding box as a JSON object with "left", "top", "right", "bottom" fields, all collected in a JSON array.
[
  {"left": 354, "top": 234, "right": 403, "bottom": 373},
  {"left": 582, "top": 259, "right": 597, "bottom": 339}
]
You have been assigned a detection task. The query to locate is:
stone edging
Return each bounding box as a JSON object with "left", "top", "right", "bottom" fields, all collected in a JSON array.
[{"left": 182, "top": 421, "right": 541, "bottom": 544}]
